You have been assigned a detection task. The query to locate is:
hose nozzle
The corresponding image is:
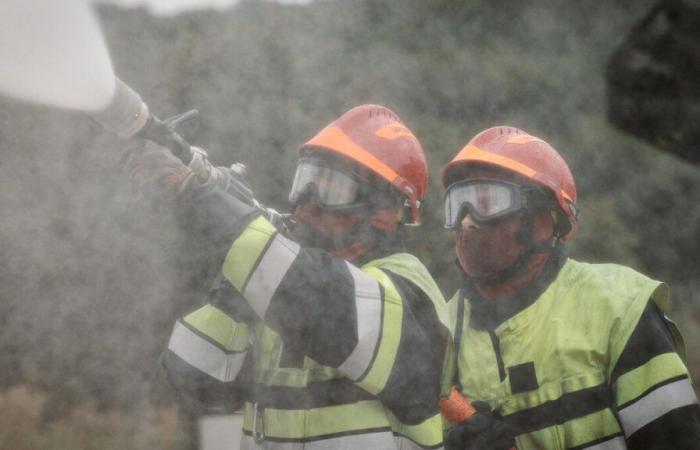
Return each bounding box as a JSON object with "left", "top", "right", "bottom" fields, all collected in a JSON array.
[{"left": 90, "top": 78, "right": 150, "bottom": 138}]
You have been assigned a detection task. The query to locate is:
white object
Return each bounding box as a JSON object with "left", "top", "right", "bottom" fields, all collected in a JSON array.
[
  {"left": 0, "top": 0, "right": 115, "bottom": 110},
  {"left": 199, "top": 414, "right": 243, "bottom": 450}
]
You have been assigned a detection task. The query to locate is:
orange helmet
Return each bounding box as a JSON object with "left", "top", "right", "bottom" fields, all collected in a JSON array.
[
  {"left": 300, "top": 104, "right": 428, "bottom": 224},
  {"left": 443, "top": 126, "right": 578, "bottom": 239}
]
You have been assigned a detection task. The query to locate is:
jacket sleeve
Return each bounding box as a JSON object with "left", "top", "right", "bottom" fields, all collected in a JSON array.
[
  {"left": 220, "top": 215, "right": 449, "bottom": 424},
  {"left": 161, "top": 277, "right": 255, "bottom": 414},
  {"left": 610, "top": 301, "right": 700, "bottom": 449}
]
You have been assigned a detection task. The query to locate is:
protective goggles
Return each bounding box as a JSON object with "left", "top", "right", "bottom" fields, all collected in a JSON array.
[
  {"left": 288, "top": 157, "right": 368, "bottom": 209},
  {"left": 444, "top": 179, "right": 542, "bottom": 229}
]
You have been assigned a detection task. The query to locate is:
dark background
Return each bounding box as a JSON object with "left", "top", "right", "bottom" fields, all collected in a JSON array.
[{"left": 0, "top": 1, "right": 698, "bottom": 448}]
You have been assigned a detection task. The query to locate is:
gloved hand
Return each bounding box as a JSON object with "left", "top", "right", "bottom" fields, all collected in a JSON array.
[
  {"left": 122, "top": 139, "right": 194, "bottom": 201},
  {"left": 445, "top": 401, "right": 516, "bottom": 450}
]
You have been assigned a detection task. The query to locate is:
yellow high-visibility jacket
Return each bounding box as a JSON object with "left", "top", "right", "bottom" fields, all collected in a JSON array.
[
  {"left": 165, "top": 216, "right": 453, "bottom": 449},
  {"left": 449, "top": 258, "right": 699, "bottom": 450}
]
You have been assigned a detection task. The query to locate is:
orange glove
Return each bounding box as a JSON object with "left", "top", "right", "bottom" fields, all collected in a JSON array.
[
  {"left": 441, "top": 388, "right": 517, "bottom": 450},
  {"left": 440, "top": 387, "right": 477, "bottom": 423}
]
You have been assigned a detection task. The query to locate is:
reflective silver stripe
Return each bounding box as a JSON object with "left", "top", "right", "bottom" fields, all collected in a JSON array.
[
  {"left": 240, "top": 431, "right": 422, "bottom": 449},
  {"left": 337, "top": 262, "right": 383, "bottom": 380},
  {"left": 619, "top": 377, "right": 699, "bottom": 436},
  {"left": 168, "top": 321, "right": 247, "bottom": 382},
  {"left": 244, "top": 233, "right": 300, "bottom": 318},
  {"left": 581, "top": 435, "right": 626, "bottom": 450}
]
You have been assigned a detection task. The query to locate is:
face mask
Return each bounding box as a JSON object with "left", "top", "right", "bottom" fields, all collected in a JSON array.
[
  {"left": 290, "top": 203, "right": 366, "bottom": 248},
  {"left": 455, "top": 213, "right": 526, "bottom": 278}
]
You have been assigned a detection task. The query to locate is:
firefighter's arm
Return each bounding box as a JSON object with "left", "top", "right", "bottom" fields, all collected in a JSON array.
[
  {"left": 220, "top": 215, "right": 449, "bottom": 423},
  {"left": 161, "top": 277, "right": 256, "bottom": 414},
  {"left": 610, "top": 301, "right": 700, "bottom": 449},
  {"left": 122, "top": 141, "right": 263, "bottom": 269}
]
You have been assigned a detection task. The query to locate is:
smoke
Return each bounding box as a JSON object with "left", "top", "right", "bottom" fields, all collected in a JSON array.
[{"left": 0, "top": 0, "right": 115, "bottom": 110}]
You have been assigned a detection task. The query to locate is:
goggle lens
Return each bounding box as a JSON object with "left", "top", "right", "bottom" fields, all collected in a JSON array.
[
  {"left": 289, "top": 158, "right": 363, "bottom": 208},
  {"left": 444, "top": 180, "right": 524, "bottom": 228}
]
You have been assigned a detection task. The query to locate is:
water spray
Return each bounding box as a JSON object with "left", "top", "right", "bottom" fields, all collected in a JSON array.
[
  {"left": 0, "top": 0, "right": 115, "bottom": 111},
  {"left": 0, "top": 0, "right": 277, "bottom": 214}
]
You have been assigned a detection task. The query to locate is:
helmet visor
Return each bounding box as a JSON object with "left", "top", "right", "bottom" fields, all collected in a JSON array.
[
  {"left": 444, "top": 179, "right": 525, "bottom": 229},
  {"left": 288, "top": 158, "right": 364, "bottom": 208}
]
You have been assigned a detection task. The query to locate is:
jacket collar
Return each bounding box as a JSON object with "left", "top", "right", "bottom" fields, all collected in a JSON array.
[{"left": 462, "top": 247, "right": 567, "bottom": 330}]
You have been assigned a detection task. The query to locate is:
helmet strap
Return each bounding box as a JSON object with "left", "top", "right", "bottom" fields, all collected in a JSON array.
[{"left": 550, "top": 209, "right": 572, "bottom": 240}]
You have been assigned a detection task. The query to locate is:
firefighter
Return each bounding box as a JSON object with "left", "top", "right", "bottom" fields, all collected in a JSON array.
[
  {"left": 125, "top": 105, "right": 452, "bottom": 449},
  {"left": 441, "top": 126, "right": 700, "bottom": 450}
]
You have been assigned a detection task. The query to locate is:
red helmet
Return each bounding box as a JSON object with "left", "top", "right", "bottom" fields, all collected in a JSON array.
[
  {"left": 300, "top": 104, "right": 428, "bottom": 224},
  {"left": 443, "top": 126, "right": 578, "bottom": 239}
]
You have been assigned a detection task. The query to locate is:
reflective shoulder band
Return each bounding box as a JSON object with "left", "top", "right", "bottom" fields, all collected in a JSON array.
[
  {"left": 618, "top": 376, "right": 698, "bottom": 436},
  {"left": 168, "top": 306, "right": 249, "bottom": 382},
  {"left": 337, "top": 263, "right": 383, "bottom": 381},
  {"left": 222, "top": 216, "right": 300, "bottom": 318}
]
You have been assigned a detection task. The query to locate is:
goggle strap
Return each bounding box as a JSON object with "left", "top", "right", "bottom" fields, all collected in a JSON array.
[{"left": 393, "top": 175, "right": 420, "bottom": 224}]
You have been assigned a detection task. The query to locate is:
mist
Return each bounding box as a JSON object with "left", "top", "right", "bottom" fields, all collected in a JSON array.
[{"left": 1, "top": 1, "right": 698, "bottom": 449}]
